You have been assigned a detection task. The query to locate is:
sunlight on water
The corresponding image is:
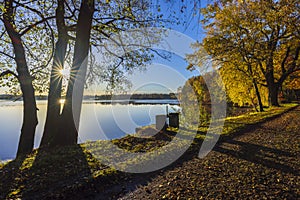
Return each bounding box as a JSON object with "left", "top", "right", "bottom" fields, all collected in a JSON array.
[{"left": 0, "top": 100, "right": 174, "bottom": 160}]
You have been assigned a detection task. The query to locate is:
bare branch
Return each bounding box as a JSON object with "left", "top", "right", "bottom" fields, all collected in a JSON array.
[
  {"left": 23, "top": 41, "right": 39, "bottom": 62},
  {"left": 67, "top": 34, "right": 76, "bottom": 41},
  {"left": 66, "top": 24, "right": 77, "bottom": 31}
]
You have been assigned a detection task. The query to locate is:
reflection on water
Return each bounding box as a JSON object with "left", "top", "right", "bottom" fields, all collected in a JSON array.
[{"left": 0, "top": 100, "right": 179, "bottom": 161}]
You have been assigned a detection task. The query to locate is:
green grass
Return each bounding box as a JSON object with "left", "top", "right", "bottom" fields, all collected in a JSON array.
[
  {"left": 222, "top": 103, "right": 297, "bottom": 135},
  {"left": 0, "top": 103, "right": 298, "bottom": 199},
  {"left": 191, "top": 103, "right": 298, "bottom": 139}
]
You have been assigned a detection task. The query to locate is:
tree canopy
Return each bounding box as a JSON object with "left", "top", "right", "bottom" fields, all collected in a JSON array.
[{"left": 189, "top": 0, "right": 300, "bottom": 107}]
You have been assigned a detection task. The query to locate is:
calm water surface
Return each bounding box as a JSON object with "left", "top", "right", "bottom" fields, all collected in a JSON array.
[{"left": 0, "top": 100, "right": 179, "bottom": 161}]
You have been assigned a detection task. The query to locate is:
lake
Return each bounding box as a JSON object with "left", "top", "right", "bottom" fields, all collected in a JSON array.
[{"left": 0, "top": 100, "right": 180, "bottom": 161}]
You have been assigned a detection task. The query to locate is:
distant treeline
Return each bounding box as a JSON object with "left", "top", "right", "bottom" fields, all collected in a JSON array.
[
  {"left": 0, "top": 95, "right": 49, "bottom": 101},
  {"left": 95, "top": 93, "right": 178, "bottom": 100},
  {"left": 0, "top": 94, "right": 15, "bottom": 100},
  {"left": 0, "top": 93, "right": 179, "bottom": 100}
]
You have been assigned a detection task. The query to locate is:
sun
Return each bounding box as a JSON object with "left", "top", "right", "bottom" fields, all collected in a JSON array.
[
  {"left": 59, "top": 68, "right": 70, "bottom": 78},
  {"left": 59, "top": 99, "right": 65, "bottom": 104}
]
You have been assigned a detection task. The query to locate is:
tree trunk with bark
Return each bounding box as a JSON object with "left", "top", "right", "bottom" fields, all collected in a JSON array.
[
  {"left": 248, "top": 63, "right": 264, "bottom": 112},
  {"left": 41, "top": 0, "right": 69, "bottom": 147},
  {"left": 264, "top": 34, "right": 280, "bottom": 107},
  {"left": 42, "top": 0, "right": 94, "bottom": 147},
  {"left": 265, "top": 70, "right": 280, "bottom": 107},
  {"left": 3, "top": 0, "right": 38, "bottom": 157},
  {"left": 252, "top": 78, "right": 264, "bottom": 112},
  {"left": 268, "top": 83, "right": 280, "bottom": 107},
  {"left": 59, "top": 0, "right": 94, "bottom": 146}
]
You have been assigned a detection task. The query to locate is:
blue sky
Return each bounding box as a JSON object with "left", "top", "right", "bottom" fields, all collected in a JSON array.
[
  {"left": 120, "top": 0, "right": 209, "bottom": 94},
  {"left": 0, "top": 0, "right": 210, "bottom": 95},
  {"left": 86, "top": 1, "right": 209, "bottom": 95}
]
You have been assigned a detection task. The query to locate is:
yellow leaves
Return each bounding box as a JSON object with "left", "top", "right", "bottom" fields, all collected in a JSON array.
[
  {"left": 8, "top": 188, "right": 21, "bottom": 197},
  {"left": 284, "top": 71, "right": 300, "bottom": 90}
]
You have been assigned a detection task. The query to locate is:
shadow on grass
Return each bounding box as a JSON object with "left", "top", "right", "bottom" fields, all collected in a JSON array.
[
  {"left": 212, "top": 106, "right": 300, "bottom": 176},
  {"left": 81, "top": 130, "right": 206, "bottom": 200},
  {"left": 0, "top": 145, "right": 93, "bottom": 200},
  {"left": 0, "top": 155, "right": 26, "bottom": 199},
  {"left": 96, "top": 106, "right": 299, "bottom": 199},
  {"left": 23, "top": 145, "right": 94, "bottom": 200}
]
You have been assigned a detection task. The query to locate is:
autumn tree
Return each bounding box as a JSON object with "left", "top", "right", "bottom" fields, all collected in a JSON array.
[
  {"left": 281, "top": 70, "right": 300, "bottom": 101},
  {"left": 219, "top": 63, "right": 269, "bottom": 110},
  {"left": 193, "top": 0, "right": 300, "bottom": 107},
  {"left": 181, "top": 75, "right": 211, "bottom": 124}
]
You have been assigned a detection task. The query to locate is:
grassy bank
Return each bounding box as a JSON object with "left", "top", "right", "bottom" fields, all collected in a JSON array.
[
  {"left": 221, "top": 103, "right": 298, "bottom": 135},
  {"left": 0, "top": 103, "right": 298, "bottom": 199}
]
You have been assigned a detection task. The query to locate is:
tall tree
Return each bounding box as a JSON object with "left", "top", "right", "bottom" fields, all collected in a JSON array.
[
  {"left": 41, "top": 0, "right": 70, "bottom": 146},
  {"left": 2, "top": 0, "right": 38, "bottom": 156},
  {"left": 219, "top": 62, "right": 268, "bottom": 110},
  {"left": 58, "top": 0, "right": 95, "bottom": 145},
  {"left": 40, "top": 0, "right": 162, "bottom": 147},
  {"left": 195, "top": 0, "right": 300, "bottom": 106},
  {"left": 187, "top": 43, "right": 266, "bottom": 111},
  {"left": 40, "top": 0, "right": 94, "bottom": 147},
  {"left": 1, "top": 0, "right": 55, "bottom": 156}
]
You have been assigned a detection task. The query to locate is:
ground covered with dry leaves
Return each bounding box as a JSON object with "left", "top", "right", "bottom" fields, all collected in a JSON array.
[{"left": 117, "top": 106, "right": 300, "bottom": 199}]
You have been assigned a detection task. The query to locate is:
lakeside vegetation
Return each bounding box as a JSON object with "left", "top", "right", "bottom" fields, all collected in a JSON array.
[{"left": 0, "top": 103, "right": 297, "bottom": 199}]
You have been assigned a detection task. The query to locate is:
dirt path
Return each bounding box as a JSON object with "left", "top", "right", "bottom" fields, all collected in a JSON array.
[{"left": 117, "top": 106, "right": 300, "bottom": 199}]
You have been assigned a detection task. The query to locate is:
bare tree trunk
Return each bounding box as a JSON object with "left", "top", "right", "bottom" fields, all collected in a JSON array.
[
  {"left": 3, "top": 0, "right": 38, "bottom": 157},
  {"left": 58, "top": 0, "right": 95, "bottom": 146},
  {"left": 41, "top": 0, "right": 69, "bottom": 147}
]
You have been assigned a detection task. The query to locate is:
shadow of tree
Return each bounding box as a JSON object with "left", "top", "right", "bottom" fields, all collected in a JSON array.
[
  {"left": 22, "top": 145, "right": 94, "bottom": 200},
  {"left": 93, "top": 107, "right": 299, "bottom": 199},
  {"left": 0, "top": 145, "right": 93, "bottom": 200},
  {"left": 74, "top": 131, "right": 206, "bottom": 200},
  {"left": 214, "top": 139, "right": 299, "bottom": 176},
  {"left": 0, "top": 155, "right": 26, "bottom": 199}
]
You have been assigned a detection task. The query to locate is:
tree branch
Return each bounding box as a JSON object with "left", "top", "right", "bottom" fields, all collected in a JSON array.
[
  {"left": 281, "top": 46, "right": 290, "bottom": 74},
  {"left": 0, "top": 50, "right": 15, "bottom": 60},
  {"left": 0, "top": 30, "right": 7, "bottom": 39},
  {"left": 258, "top": 61, "right": 266, "bottom": 75},
  {"left": 0, "top": 70, "right": 18, "bottom": 78},
  {"left": 19, "top": 16, "right": 55, "bottom": 36},
  {"left": 14, "top": 1, "right": 44, "bottom": 17},
  {"left": 278, "top": 45, "right": 300, "bottom": 85}
]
